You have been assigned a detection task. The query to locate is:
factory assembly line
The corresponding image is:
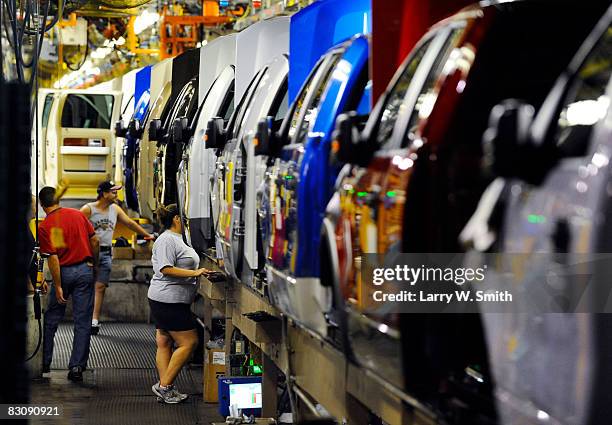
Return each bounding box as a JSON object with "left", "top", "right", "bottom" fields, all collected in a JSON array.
[{"left": 1, "top": 0, "right": 612, "bottom": 424}]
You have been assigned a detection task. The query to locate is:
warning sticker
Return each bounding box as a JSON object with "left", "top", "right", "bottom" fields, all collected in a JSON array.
[{"left": 212, "top": 351, "right": 226, "bottom": 365}]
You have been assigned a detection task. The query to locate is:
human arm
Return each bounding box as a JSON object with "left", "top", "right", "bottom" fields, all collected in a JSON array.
[
  {"left": 80, "top": 211, "right": 99, "bottom": 266},
  {"left": 48, "top": 254, "right": 67, "bottom": 304},
  {"left": 37, "top": 227, "right": 61, "bottom": 300},
  {"left": 160, "top": 266, "right": 210, "bottom": 278},
  {"left": 80, "top": 204, "right": 92, "bottom": 218},
  {"left": 115, "top": 205, "right": 153, "bottom": 238},
  {"left": 27, "top": 276, "right": 48, "bottom": 294},
  {"left": 154, "top": 237, "right": 210, "bottom": 279},
  {"left": 89, "top": 234, "right": 100, "bottom": 267}
]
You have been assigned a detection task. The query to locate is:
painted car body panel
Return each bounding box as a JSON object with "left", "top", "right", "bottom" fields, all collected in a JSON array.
[
  {"left": 198, "top": 33, "right": 236, "bottom": 104},
  {"left": 154, "top": 78, "right": 199, "bottom": 208},
  {"left": 113, "top": 68, "right": 138, "bottom": 196},
  {"left": 260, "top": 35, "right": 371, "bottom": 333},
  {"left": 234, "top": 17, "right": 289, "bottom": 104},
  {"left": 136, "top": 58, "right": 173, "bottom": 220},
  {"left": 288, "top": 0, "right": 371, "bottom": 103},
  {"left": 332, "top": 1, "right": 609, "bottom": 415},
  {"left": 217, "top": 56, "right": 289, "bottom": 281},
  {"left": 122, "top": 66, "right": 151, "bottom": 211},
  {"left": 178, "top": 65, "right": 235, "bottom": 252},
  {"left": 463, "top": 8, "right": 612, "bottom": 424}
]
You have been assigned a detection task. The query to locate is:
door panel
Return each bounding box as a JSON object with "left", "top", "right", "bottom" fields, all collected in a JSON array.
[
  {"left": 182, "top": 65, "right": 235, "bottom": 251},
  {"left": 137, "top": 82, "right": 172, "bottom": 219}
]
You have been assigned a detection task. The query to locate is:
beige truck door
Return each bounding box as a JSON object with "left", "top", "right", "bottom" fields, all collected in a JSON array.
[{"left": 53, "top": 90, "right": 122, "bottom": 199}]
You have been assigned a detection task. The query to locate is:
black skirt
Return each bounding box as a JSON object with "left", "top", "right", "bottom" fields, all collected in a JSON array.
[{"left": 148, "top": 299, "right": 197, "bottom": 331}]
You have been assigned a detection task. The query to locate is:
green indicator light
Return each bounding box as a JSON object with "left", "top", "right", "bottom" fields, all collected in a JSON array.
[
  {"left": 249, "top": 359, "right": 254, "bottom": 366},
  {"left": 527, "top": 214, "right": 546, "bottom": 224},
  {"left": 348, "top": 188, "right": 355, "bottom": 194},
  {"left": 357, "top": 191, "right": 368, "bottom": 197},
  {"left": 386, "top": 191, "right": 396, "bottom": 198},
  {"left": 284, "top": 175, "right": 294, "bottom": 180},
  {"left": 252, "top": 365, "right": 262, "bottom": 374}
]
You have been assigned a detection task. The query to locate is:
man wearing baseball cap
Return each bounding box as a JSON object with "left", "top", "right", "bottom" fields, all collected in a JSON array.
[{"left": 81, "top": 181, "right": 154, "bottom": 334}]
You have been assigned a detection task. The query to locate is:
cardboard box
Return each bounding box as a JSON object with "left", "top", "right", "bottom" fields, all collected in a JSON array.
[
  {"left": 204, "top": 348, "right": 226, "bottom": 403},
  {"left": 133, "top": 240, "right": 153, "bottom": 260},
  {"left": 112, "top": 247, "right": 134, "bottom": 260}
]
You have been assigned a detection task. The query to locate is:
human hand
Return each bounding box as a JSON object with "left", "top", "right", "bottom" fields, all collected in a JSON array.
[
  {"left": 55, "top": 286, "right": 67, "bottom": 304},
  {"left": 144, "top": 232, "right": 159, "bottom": 241},
  {"left": 193, "top": 268, "right": 211, "bottom": 278},
  {"left": 41, "top": 280, "right": 49, "bottom": 294}
]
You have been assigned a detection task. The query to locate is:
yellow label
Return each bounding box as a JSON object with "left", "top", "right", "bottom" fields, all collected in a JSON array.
[{"left": 50, "top": 227, "right": 66, "bottom": 249}]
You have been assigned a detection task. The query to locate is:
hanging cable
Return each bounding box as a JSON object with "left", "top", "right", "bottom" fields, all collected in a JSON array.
[
  {"left": 63, "top": 37, "right": 88, "bottom": 71},
  {"left": 25, "top": 0, "right": 50, "bottom": 362},
  {"left": 3, "top": 0, "right": 61, "bottom": 84}
]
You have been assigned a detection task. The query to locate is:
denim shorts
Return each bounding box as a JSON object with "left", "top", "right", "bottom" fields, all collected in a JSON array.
[{"left": 96, "top": 251, "right": 112, "bottom": 286}]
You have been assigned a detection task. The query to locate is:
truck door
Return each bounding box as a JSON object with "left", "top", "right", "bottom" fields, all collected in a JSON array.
[{"left": 56, "top": 90, "right": 122, "bottom": 198}]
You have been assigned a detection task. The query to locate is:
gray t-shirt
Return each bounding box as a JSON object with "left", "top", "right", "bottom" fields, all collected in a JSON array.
[{"left": 148, "top": 230, "right": 200, "bottom": 304}]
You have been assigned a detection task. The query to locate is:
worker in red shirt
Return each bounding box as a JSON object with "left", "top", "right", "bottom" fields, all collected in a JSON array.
[{"left": 38, "top": 186, "right": 100, "bottom": 382}]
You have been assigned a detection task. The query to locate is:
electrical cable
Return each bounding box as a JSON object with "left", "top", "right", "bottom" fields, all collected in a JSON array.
[
  {"left": 5, "top": 0, "right": 25, "bottom": 81},
  {"left": 3, "top": 0, "right": 60, "bottom": 84},
  {"left": 63, "top": 37, "right": 88, "bottom": 71},
  {"left": 25, "top": 319, "right": 42, "bottom": 361},
  {"left": 19, "top": 0, "right": 62, "bottom": 37},
  {"left": 25, "top": 0, "right": 47, "bottom": 362}
]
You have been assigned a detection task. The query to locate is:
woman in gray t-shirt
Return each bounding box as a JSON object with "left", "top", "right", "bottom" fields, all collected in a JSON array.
[{"left": 148, "top": 204, "right": 210, "bottom": 404}]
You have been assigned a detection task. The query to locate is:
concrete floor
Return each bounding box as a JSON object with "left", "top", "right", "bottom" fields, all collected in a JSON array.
[{"left": 30, "top": 323, "right": 224, "bottom": 425}]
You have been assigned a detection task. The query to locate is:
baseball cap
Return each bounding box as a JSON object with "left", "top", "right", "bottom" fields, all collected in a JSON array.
[{"left": 97, "top": 180, "right": 122, "bottom": 195}]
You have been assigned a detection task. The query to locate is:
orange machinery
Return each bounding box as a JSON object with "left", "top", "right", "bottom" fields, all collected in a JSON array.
[{"left": 159, "top": 1, "right": 234, "bottom": 58}]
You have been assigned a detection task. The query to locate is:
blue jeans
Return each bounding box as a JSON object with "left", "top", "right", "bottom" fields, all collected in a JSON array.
[{"left": 43, "top": 262, "right": 95, "bottom": 369}]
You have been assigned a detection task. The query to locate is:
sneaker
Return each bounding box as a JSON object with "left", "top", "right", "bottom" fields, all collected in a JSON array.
[
  {"left": 154, "top": 382, "right": 188, "bottom": 401},
  {"left": 152, "top": 382, "right": 184, "bottom": 404},
  {"left": 169, "top": 384, "right": 188, "bottom": 401},
  {"left": 67, "top": 366, "right": 83, "bottom": 382},
  {"left": 42, "top": 365, "right": 50, "bottom": 374},
  {"left": 152, "top": 381, "right": 187, "bottom": 401},
  {"left": 91, "top": 324, "right": 100, "bottom": 335}
]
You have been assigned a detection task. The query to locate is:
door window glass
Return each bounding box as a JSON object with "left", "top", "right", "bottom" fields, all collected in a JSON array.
[
  {"left": 555, "top": 25, "right": 612, "bottom": 157},
  {"left": 376, "top": 38, "right": 432, "bottom": 149},
  {"left": 167, "top": 82, "right": 196, "bottom": 127},
  {"left": 222, "top": 84, "right": 235, "bottom": 121},
  {"left": 273, "top": 85, "right": 289, "bottom": 121},
  {"left": 231, "top": 69, "right": 266, "bottom": 139},
  {"left": 42, "top": 94, "right": 54, "bottom": 128},
  {"left": 294, "top": 53, "right": 343, "bottom": 144},
  {"left": 61, "top": 94, "right": 114, "bottom": 129},
  {"left": 404, "top": 27, "right": 465, "bottom": 146},
  {"left": 287, "top": 59, "right": 325, "bottom": 139}
]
